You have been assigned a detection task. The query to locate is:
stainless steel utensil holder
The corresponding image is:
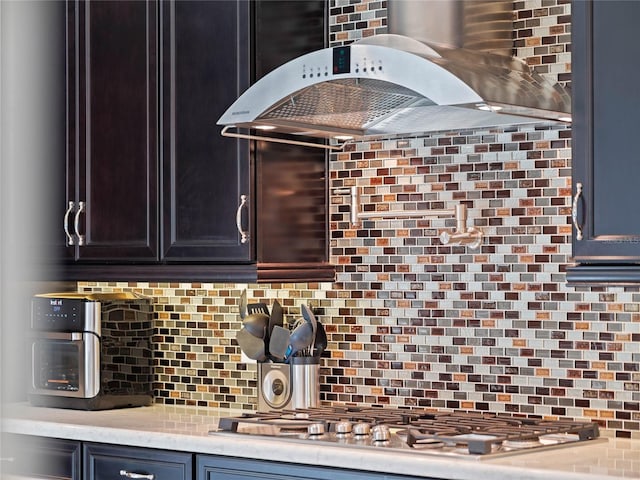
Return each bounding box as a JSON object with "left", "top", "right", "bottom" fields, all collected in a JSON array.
[{"left": 290, "top": 356, "right": 320, "bottom": 409}]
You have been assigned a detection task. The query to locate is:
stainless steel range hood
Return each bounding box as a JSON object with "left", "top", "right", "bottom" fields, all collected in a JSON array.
[{"left": 218, "top": 1, "right": 571, "bottom": 149}]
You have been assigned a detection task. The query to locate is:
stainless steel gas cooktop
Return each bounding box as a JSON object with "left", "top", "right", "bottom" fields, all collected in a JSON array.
[{"left": 210, "top": 406, "right": 604, "bottom": 460}]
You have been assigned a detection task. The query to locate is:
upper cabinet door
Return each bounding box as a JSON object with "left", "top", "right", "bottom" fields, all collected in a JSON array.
[
  {"left": 253, "top": 0, "right": 332, "bottom": 280},
  {"left": 569, "top": 0, "right": 640, "bottom": 283},
  {"left": 70, "top": 0, "right": 159, "bottom": 262},
  {"left": 160, "top": 0, "right": 251, "bottom": 262}
]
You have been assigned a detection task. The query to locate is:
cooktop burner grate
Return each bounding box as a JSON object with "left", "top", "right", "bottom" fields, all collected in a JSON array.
[{"left": 214, "top": 406, "right": 602, "bottom": 458}]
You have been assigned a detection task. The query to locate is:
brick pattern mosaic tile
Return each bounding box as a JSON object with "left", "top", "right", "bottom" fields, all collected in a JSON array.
[
  {"left": 100, "top": 297, "right": 154, "bottom": 396},
  {"left": 80, "top": 0, "right": 640, "bottom": 439}
]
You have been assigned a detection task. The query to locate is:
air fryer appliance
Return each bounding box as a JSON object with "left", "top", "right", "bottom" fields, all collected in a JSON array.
[{"left": 28, "top": 292, "right": 153, "bottom": 410}]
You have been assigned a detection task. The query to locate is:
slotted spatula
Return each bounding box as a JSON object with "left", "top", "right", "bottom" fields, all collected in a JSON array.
[{"left": 247, "top": 302, "right": 269, "bottom": 316}]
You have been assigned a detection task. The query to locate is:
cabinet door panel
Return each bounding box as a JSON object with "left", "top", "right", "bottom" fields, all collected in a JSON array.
[
  {"left": 572, "top": 0, "right": 640, "bottom": 261},
  {"left": 73, "top": 0, "right": 158, "bottom": 261},
  {"left": 1, "top": 435, "right": 81, "bottom": 480},
  {"left": 197, "top": 455, "right": 433, "bottom": 480},
  {"left": 257, "top": 142, "right": 328, "bottom": 265},
  {"left": 84, "top": 443, "right": 192, "bottom": 480},
  {"left": 253, "top": 1, "right": 329, "bottom": 267},
  {"left": 161, "top": 0, "right": 251, "bottom": 261}
]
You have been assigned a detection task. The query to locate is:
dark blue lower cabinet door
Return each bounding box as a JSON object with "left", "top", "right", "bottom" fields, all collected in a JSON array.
[
  {"left": 1, "top": 435, "right": 81, "bottom": 480},
  {"left": 196, "top": 455, "right": 430, "bottom": 480},
  {"left": 84, "top": 443, "right": 193, "bottom": 480}
]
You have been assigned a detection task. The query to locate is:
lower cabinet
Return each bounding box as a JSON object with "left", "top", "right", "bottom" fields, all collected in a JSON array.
[
  {"left": 84, "top": 443, "right": 193, "bottom": 480},
  {"left": 2, "top": 435, "right": 434, "bottom": 480},
  {"left": 1, "top": 435, "right": 81, "bottom": 480},
  {"left": 196, "top": 455, "right": 429, "bottom": 480}
]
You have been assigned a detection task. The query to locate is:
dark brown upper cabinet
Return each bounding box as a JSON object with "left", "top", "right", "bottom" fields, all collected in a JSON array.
[
  {"left": 568, "top": 0, "right": 640, "bottom": 284},
  {"left": 64, "top": 1, "right": 159, "bottom": 264},
  {"left": 56, "top": 0, "right": 334, "bottom": 283}
]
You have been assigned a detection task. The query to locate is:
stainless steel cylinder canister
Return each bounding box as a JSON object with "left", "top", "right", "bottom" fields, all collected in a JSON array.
[{"left": 290, "top": 356, "right": 319, "bottom": 409}]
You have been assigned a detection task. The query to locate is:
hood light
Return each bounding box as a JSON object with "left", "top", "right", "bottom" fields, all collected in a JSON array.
[
  {"left": 333, "top": 135, "right": 354, "bottom": 141},
  {"left": 255, "top": 125, "right": 276, "bottom": 131},
  {"left": 476, "top": 104, "right": 503, "bottom": 112},
  {"left": 559, "top": 116, "right": 572, "bottom": 122}
]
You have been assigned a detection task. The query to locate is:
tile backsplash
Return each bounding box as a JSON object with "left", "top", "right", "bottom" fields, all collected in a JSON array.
[{"left": 79, "top": 0, "right": 640, "bottom": 439}]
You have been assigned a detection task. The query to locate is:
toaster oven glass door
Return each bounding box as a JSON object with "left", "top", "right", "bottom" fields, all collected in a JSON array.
[{"left": 30, "top": 332, "right": 100, "bottom": 398}]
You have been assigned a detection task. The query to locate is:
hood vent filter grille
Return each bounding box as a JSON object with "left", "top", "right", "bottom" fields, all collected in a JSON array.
[{"left": 261, "top": 79, "right": 432, "bottom": 135}]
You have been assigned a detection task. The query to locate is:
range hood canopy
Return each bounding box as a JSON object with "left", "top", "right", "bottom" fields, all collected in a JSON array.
[{"left": 218, "top": 3, "right": 571, "bottom": 148}]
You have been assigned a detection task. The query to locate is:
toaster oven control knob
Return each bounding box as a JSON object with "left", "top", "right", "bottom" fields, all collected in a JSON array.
[
  {"left": 308, "top": 423, "right": 325, "bottom": 436},
  {"left": 372, "top": 425, "right": 390, "bottom": 442},
  {"left": 353, "top": 422, "right": 371, "bottom": 436},
  {"left": 335, "top": 421, "right": 353, "bottom": 434}
]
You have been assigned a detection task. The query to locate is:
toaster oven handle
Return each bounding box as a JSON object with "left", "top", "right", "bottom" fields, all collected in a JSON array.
[
  {"left": 119, "top": 471, "right": 155, "bottom": 480},
  {"left": 38, "top": 332, "right": 84, "bottom": 341}
]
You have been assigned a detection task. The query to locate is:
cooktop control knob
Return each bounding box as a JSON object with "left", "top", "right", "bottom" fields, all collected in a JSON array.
[
  {"left": 353, "top": 422, "right": 371, "bottom": 436},
  {"left": 308, "top": 423, "right": 325, "bottom": 436},
  {"left": 335, "top": 421, "right": 353, "bottom": 434},
  {"left": 372, "top": 424, "right": 390, "bottom": 442}
]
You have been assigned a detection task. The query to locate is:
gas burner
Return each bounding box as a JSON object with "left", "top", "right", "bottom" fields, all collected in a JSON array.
[{"left": 213, "top": 406, "right": 603, "bottom": 459}]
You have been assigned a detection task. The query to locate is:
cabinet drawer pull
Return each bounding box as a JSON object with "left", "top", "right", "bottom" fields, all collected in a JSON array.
[
  {"left": 73, "top": 201, "right": 85, "bottom": 246},
  {"left": 236, "top": 194, "right": 249, "bottom": 244},
  {"left": 119, "top": 470, "right": 155, "bottom": 480},
  {"left": 572, "top": 182, "right": 584, "bottom": 241},
  {"left": 64, "top": 201, "right": 75, "bottom": 246}
]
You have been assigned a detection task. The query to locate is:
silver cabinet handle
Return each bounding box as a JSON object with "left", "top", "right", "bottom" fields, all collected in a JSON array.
[
  {"left": 119, "top": 471, "right": 155, "bottom": 480},
  {"left": 235, "top": 194, "right": 249, "bottom": 244},
  {"left": 572, "top": 182, "right": 584, "bottom": 241},
  {"left": 73, "top": 201, "right": 85, "bottom": 246},
  {"left": 64, "top": 201, "right": 75, "bottom": 245}
]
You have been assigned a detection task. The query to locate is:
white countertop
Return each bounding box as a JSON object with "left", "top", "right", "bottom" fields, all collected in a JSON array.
[{"left": 1, "top": 403, "right": 638, "bottom": 480}]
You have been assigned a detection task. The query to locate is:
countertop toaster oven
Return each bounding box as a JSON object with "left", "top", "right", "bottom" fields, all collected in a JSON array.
[{"left": 28, "top": 292, "right": 153, "bottom": 410}]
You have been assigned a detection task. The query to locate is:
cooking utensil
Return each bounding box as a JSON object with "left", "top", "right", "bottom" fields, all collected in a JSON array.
[
  {"left": 239, "top": 289, "right": 247, "bottom": 320},
  {"left": 300, "top": 304, "right": 317, "bottom": 356},
  {"left": 269, "top": 325, "right": 290, "bottom": 362},
  {"left": 242, "top": 312, "right": 269, "bottom": 339},
  {"left": 284, "top": 320, "right": 314, "bottom": 361},
  {"left": 269, "top": 300, "right": 284, "bottom": 337},
  {"left": 247, "top": 302, "right": 270, "bottom": 316},
  {"left": 236, "top": 327, "right": 266, "bottom": 361},
  {"left": 314, "top": 320, "right": 327, "bottom": 357}
]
